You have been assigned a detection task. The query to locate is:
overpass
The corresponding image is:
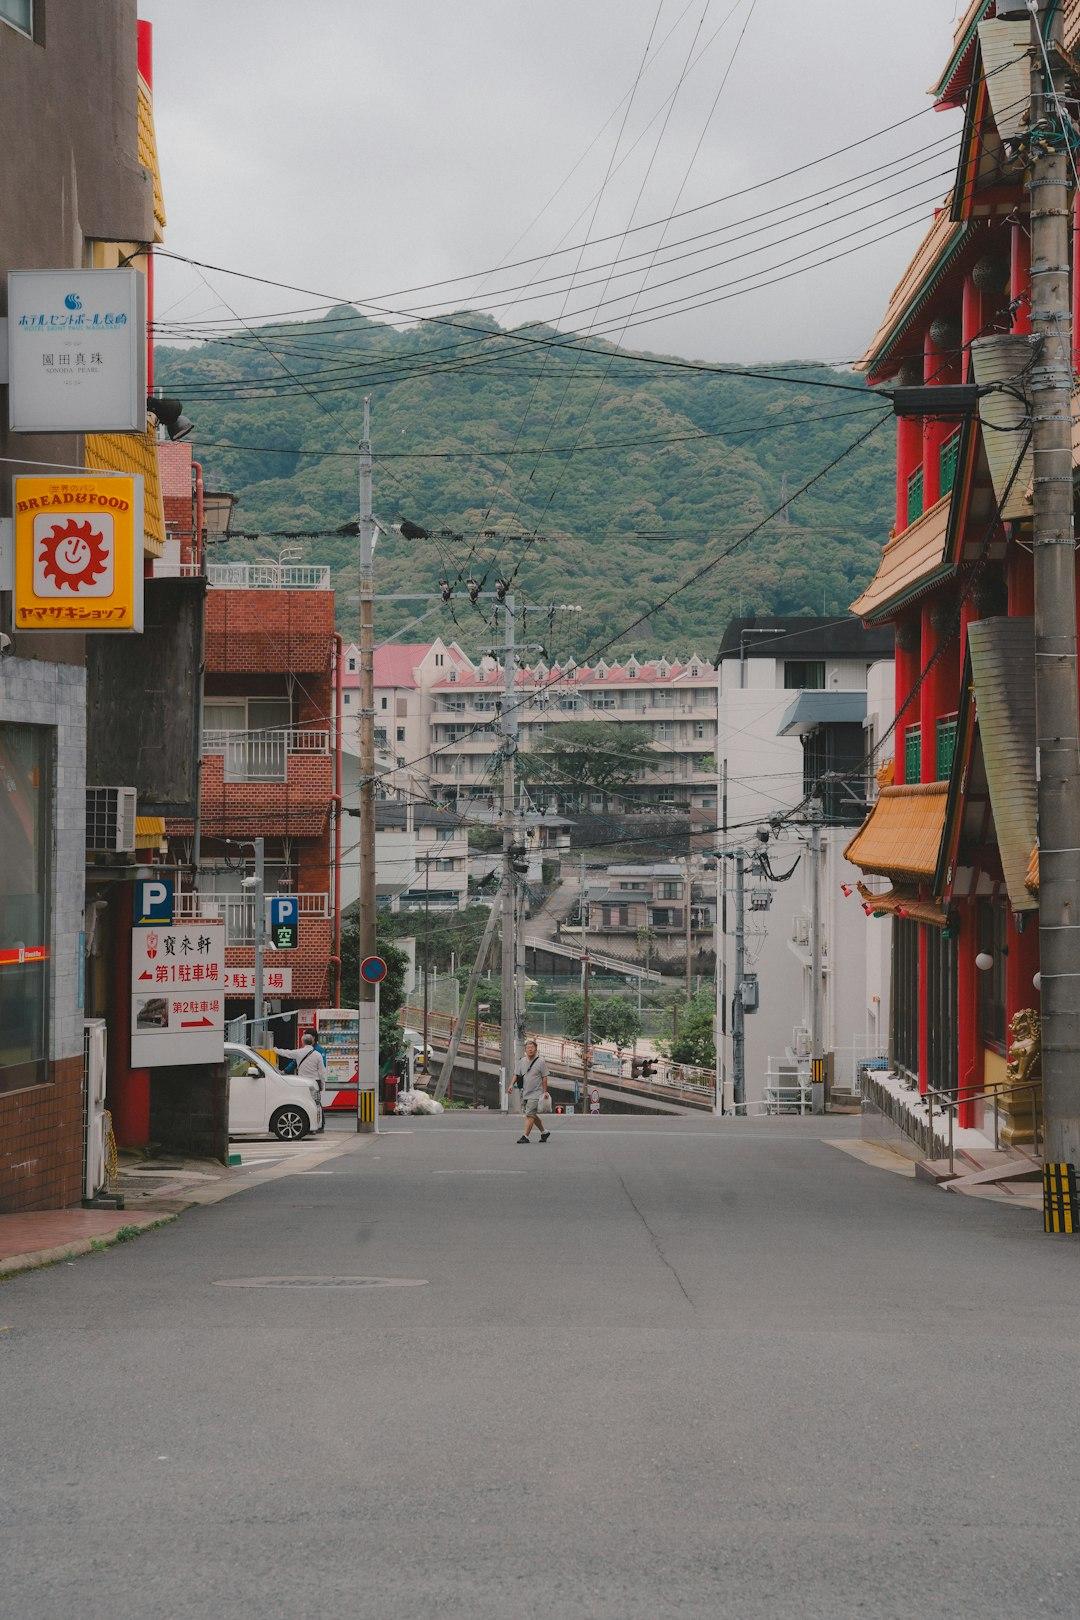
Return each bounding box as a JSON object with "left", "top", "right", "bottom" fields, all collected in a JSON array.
[
  {"left": 405, "top": 1006, "right": 714, "bottom": 1115},
  {"left": 523, "top": 935, "right": 663, "bottom": 983}
]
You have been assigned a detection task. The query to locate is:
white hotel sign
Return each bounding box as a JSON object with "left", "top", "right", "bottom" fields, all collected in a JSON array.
[{"left": 7, "top": 269, "right": 146, "bottom": 432}]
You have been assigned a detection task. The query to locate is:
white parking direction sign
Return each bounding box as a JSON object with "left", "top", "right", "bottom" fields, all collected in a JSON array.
[{"left": 131, "top": 922, "right": 225, "bottom": 1066}]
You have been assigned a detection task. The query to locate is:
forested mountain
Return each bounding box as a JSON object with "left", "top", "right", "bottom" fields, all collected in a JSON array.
[{"left": 155, "top": 307, "right": 892, "bottom": 658}]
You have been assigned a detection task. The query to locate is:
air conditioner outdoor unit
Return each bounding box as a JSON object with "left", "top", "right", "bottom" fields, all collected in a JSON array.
[{"left": 86, "top": 786, "right": 137, "bottom": 853}]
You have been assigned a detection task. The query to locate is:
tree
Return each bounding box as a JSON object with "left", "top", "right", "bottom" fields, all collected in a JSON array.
[
  {"left": 592, "top": 996, "right": 641, "bottom": 1058},
  {"left": 340, "top": 915, "right": 410, "bottom": 1068},
  {"left": 520, "top": 721, "right": 657, "bottom": 797},
  {"left": 557, "top": 991, "right": 587, "bottom": 1043},
  {"left": 668, "top": 989, "right": 715, "bottom": 1068}
]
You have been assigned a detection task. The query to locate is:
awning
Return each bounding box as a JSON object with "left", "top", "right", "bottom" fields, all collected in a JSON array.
[
  {"left": 843, "top": 782, "right": 949, "bottom": 881},
  {"left": 134, "top": 815, "right": 166, "bottom": 850},
  {"left": 967, "top": 617, "right": 1037, "bottom": 912},
  {"left": 777, "top": 690, "right": 867, "bottom": 737},
  {"left": 1026, "top": 844, "right": 1039, "bottom": 895},
  {"left": 850, "top": 494, "right": 952, "bottom": 623},
  {"left": 856, "top": 882, "right": 948, "bottom": 929}
]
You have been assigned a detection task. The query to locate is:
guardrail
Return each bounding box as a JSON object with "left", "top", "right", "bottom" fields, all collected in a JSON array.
[{"left": 175, "top": 890, "right": 329, "bottom": 944}]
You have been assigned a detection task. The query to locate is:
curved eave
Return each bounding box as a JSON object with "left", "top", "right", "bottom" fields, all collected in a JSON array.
[
  {"left": 858, "top": 218, "right": 972, "bottom": 379},
  {"left": 932, "top": 1, "right": 991, "bottom": 107}
]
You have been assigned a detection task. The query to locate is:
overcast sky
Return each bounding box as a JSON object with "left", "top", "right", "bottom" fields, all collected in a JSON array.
[{"left": 140, "top": 0, "right": 967, "bottom": 367}]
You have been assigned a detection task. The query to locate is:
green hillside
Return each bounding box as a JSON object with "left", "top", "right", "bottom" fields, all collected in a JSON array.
[{"left": 155, "top": 308, "right": 893, "bottom": 659}]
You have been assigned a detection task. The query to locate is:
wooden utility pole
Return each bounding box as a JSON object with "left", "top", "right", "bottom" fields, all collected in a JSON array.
[
  {"left": 500, "top": 594, "right": 521, "bottom": 1105},
  {"left": 684, "top": 854, "right": 693, "bottom": 999},
  {"left": 357, "top": 397, "right": 378, "bottom": 1132},
  {"left": 1029, "top": 2, "right": 1080, "bottom": 1171}
]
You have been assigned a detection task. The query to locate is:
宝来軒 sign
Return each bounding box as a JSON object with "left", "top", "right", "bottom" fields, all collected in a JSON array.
[{"left": 131, "top": 922, "right": 225, "bottom": 1066}]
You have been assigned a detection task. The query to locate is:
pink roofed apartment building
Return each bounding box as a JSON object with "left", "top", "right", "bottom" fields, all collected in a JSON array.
[{"left": 337, "top": 638, "right": 473, "bottom": 801}]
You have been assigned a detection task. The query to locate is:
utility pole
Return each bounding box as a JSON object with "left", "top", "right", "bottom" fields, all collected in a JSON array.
[
  {"left": 1029, "top": 0, "right": 1080, "bottom": 1172},
  {"left": 580, "top": 854, "right": 590, "bottom": 1113},
  {"left": 422, "top": 851, "right": 430, "bottom": 1077},
  {"left": 253, "top": 835, "right": 266, "bottom": 1044},
  {"left": 809, "top": 814, "right": 825, "bottom": 1116},
  {"left": 357, "top": 396, "right": 378, "bottom": 1133},
  {"left": 684, "top": 853, "right": 693, "bottom": 999},
  {"left": 732, "top": 847, "right": 746, "bottom": 1113},
  {"left": 499, "top": 592, "right": 523, "bottom": 1107},
  {"left": 714, "top": 759, "right": 727, "bottom": 1116}
]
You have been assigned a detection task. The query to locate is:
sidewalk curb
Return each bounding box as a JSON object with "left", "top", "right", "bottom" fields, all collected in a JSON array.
[
  {"left": 1, "top": 1132, "right": 374, "bottom": 1281},
  {"left": 0, "top": 1214, "right": 177, "bottom": 1281}
]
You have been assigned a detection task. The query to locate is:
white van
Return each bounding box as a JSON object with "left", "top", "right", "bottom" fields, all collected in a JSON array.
[{"left": 226, "top": 1042, "right": 322, "bottom": 1141}]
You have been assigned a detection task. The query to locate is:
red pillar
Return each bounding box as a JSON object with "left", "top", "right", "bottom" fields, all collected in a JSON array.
[
  {"left": 1073, "top": 194, "right": 1080, "bottom": 375},
  {"left": 107, "top": 882, "right": 151, "bottom": 1148},
  {"left": 956, "top": 901, "right": 980, "bottom": 1127},
  {"left": 1010, "top": 222, "right": 1032, "bottom": 336},
  {"left": 920, "top": 601, "right": 960, "bottom": 783},
  {"left": 1006, "top": 910, "right": 1040, "bottom": 1033},
  {"left": 895, "top": 417, "right": 921, "bottom": 531},
  {"left": 137, "top": 20, "right": 155, "bottom": 391},
  {"left": 922, "top": 327, "right": 960, "bottom": 510},
  {"left": 961, "top": 274, "right": 985, "bottom": 382}
]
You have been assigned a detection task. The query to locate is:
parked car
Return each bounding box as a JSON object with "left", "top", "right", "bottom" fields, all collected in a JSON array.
[{"left": 226, "top": 1041, "right": 322, "bottom": 1141}]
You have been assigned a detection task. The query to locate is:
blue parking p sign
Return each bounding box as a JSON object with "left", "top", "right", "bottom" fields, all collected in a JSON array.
[
  {"left": 270, "top": 895, "right": 299, "bottom": 950},
  {"left": 135, "top": 877, "right": 173, "bottom": 926}
]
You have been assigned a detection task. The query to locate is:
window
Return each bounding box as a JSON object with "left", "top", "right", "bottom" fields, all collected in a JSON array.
[
  {"left": 694, "top": 722, "right": 706, "bottom": 740},
  {"left": 0, "top": 725, "right": 51, "bottom": 1092},
  {"left": 375, "top": 728, "right": 388, "bottom": 748},
  {"left": 907, "top": 465, "right": 924, "bottom": 524},
  {"left": 891, "top": 917, "right": 920, "bottom": 1078},
  {"left": 936, "top": 714, "right": 958, "bottom": 781},
  {"left": 940, "top": 428, "right": 961, "bottom": 496},
  {"left": 658, "top": 881, "right": 683, "bottom": 901},
  {"left": 978, "top": 897, "right": 1008, "bottom": 1053},
  {"left": 380, "top": 696, "right": 388, "bottom": 710},
  {"left": 347, "top": 657, "right": 357, "bottom": 672},
  {"left": 343, "top": 693, "right": 351, "bottom": 706},
  {"left": 396, "top": 726, "right": 405, "bottom": 742},
  {"left": 904, "top": 724, "right": 922, "bottom": 785},
  {"left": 602, "top": 906, "right": 629, "bottom": 928},
  {"left": 449, "top": 670, "right": 458, "bottom": 683},
  {"left": 593, "top": 694, "right": 616, "bottom": 709},
  {"left": 784, "top": 661, "right": 825, "bottom": 690},
  {"left": 628, "top": 667, "right": 637, "bottom": 679},
  {"left": 435, "top": 654, "right": 444, "bottom": 667},
  {"left": 0, "top": 1, "right": 32, "bottom": 36},
  {"left": 435, "top": 857, "right": 458, "bottom": 872},
  {"left": 649, "top": 906, "right": 682, "bottom": 929}
]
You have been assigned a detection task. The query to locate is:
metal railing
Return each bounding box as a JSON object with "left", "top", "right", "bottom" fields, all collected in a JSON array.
[
  {"left": 926, "top": 1077, "right": 1043, "bottom": 1176},
  {"left": 202, "top": 727, "right": 329, "bottom": 782},
  {"left": 859, "top": 1065, "right": 1043, "bottom": 1174},
  {"left": 206, "top": 563, "right": 331, "bottom": 590},
  {"left": 175, "top": 890, "right": 329, "bottom": 944}
]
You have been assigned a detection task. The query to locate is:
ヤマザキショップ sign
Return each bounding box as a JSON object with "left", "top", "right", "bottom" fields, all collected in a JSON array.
[
  {"left": 7, "top": 268, "right": 146, "bottom": 432},
  {"left": 13, "top": 473, "right": 145, "bottom": 633}
]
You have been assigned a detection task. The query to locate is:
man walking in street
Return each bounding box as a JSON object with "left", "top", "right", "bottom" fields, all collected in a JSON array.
[{"left": 514, "top": 1038, "right": 551, "bottom": 1144}]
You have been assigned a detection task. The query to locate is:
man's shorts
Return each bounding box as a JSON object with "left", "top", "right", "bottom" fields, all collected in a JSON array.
[{"left": 521, "top": 1093, "right": 544, "bottom": 1119}]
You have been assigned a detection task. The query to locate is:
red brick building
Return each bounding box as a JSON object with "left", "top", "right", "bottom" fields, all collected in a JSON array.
[{"left": 167, "top": 558, "right": 342, "bottom": 1030}]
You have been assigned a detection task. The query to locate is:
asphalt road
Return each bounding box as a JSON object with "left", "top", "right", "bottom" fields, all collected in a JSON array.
[{"left": 2, "top": 1114, "right": 1079, "bottom": 1620}]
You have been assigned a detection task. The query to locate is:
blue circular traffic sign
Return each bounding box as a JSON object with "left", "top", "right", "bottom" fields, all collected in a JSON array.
[{"left": 360, "top": 954, "right": 388, "bottom": 984}]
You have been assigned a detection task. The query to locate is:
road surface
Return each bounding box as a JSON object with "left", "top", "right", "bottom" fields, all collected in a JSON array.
[{"left": 2, "top": 1114, "right": 1078, "bottom": 1619}]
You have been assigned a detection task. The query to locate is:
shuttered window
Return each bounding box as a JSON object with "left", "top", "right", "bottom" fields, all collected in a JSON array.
[
  {"left": 939, "top": 428, "right": 961, "bottom": 496},
  {"left": 907, "top": 465, "right": 924, "bottom": 523},
  {"left": 904, "top": 724, "right": 922, "bottom": 784},
  {"left": 935, "top": 714, "right": 958, "bottom": 780}
]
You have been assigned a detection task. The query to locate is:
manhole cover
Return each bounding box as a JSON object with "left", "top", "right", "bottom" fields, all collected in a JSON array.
[{"left": 214, "top": 1276, "right": 428, "bottom": 1289}]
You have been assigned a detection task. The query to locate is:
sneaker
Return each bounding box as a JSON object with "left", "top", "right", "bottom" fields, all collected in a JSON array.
[
  {"left": 539, "top": 1131, "right": 551, "bottom": 1143},
  {"left": 516, "top": 1134, "right": 530, "bottom": 1144}
]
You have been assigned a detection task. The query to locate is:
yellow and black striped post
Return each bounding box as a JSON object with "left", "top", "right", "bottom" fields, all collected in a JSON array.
[
  {"left": 357, "top": 1089, "right": 377, "bottom": 1129},
  {"left": 1043, "top": 1162, "right": 1077, "bottom": 1235}
]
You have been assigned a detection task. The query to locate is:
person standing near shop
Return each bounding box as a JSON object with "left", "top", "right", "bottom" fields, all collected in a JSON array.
[
  {"left": 514, "top": 1038, "right": 551, "bottom": 1144},
  {"left": 273, "top": 1030, "right": 328, "bottom": 1096}
]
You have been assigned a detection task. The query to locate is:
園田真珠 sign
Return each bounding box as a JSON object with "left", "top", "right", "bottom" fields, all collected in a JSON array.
[
  {"left": 7, "top": 268, "right": 146, "bottom": 432},
  {"left": 12, "top": 473, "right": 144, "bottom": 633}
]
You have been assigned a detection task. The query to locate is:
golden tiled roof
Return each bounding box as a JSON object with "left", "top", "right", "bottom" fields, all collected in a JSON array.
[
  {"left": 849, "top": 494, "right": 952, "bottom": 622},
  {"left": 137, "top": 75, "right": 166, "bottom": 240},
  {"left": 1026, "top": 844, "right": 1039, "bottom": 895},
  {"left": 844, "top": 782, "right": 950, "bottom": 881},
  {"left": 134, "top": 815, "right": 166, "bottom": 849},
  {"left": 856, "top": 212, "right": 964, "bottom": 374},
  {"left": 84, "top": 418, "right": 166, "bottom": 556},
  {"left": 856, "top": 882, "right": 947, "bottom": 928}
]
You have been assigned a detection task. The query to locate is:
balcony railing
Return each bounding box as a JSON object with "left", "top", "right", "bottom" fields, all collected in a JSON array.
[
  {"left": 202, "top": 727, "right": 330, "bottom": 782},
  {"left": 175, "top": 890, "right": 329, "bottom": 944},
  {"left": 207, "top": 563, "right": 331, "bottom": 590}
]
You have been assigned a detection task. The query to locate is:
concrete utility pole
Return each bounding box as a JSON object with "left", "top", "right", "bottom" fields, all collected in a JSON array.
[
  {"left": 357, "top": 396, "right": 378, "bottom": 1132},
  {"left": 499, "top": 593, "right": 521, "bottom": 1102},
  {"left": 1029, "top": 0, "right": 1080, "bottom": 1169},
  {"left": 253, "top": 835, "right": 266, "bottom": 1042},
  {"left": 580, "top": 854, "right": 590, "bottom": 1113},
  {"left": 809, "top": 814, "right": 825, "bottom": 1116},
  {"left": 732, "top": 847, "right": 746, "bottom": 1113},
  {"left": 714, "top": 758, "right": 727, "bottom": 1116},
  {"left": 684, "top": 853, "right": 694, "bottom": 999}
]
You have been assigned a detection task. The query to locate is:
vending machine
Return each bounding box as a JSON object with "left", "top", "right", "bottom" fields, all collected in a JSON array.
[{"left": 298, "top": 1007, "right": 359, "bottom": 1112}]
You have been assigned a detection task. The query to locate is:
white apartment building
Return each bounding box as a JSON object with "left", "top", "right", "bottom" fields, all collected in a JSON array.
[
  {"left": 338, "top": 638, "right": 472, "bottom": 801},
  {"left": 712, "top": 618, "right": 895, "bottom": 1105},
  {"left": 426, "top": 653, "right": 720, "bottom": 811}
]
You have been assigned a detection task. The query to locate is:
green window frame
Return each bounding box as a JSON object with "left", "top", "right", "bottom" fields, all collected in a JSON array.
[
  {"left": 907, "top": 466, "right": 924, "bottom": 524},
  {"left": 904, "top": 724, "right": 922, "bottom": 785},
  {"left": 939, "top": 428, "right": 961, "bottom": 496},
  {"left": 936, "top": 714, "right": 958, "bottom": 780}
]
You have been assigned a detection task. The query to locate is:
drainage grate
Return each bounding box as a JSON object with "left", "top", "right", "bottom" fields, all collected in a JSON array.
[{"left": 214, "top": 1276, "right": 428, "bottom": 1289}]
